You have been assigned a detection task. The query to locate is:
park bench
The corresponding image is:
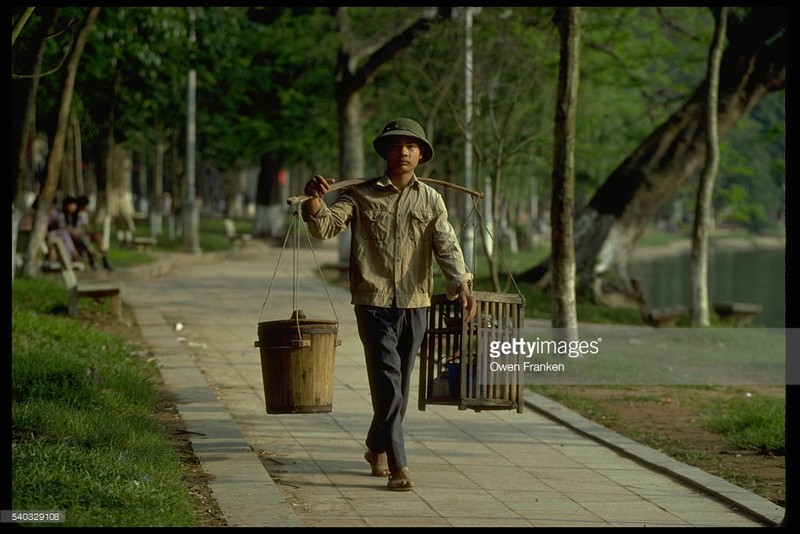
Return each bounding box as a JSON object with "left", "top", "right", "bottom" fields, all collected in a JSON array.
[
  {"left": 15, "top": 229, "right": 86, "bottom": 274},
  {"left": 132, "top": 236, "right": 157, "bottom": 254},
  {"left": 713, "top": 301, "right": 763, "bottom": 326},
  {"left": 224, "top": 218, "right": 251, "bottom": 246},
  {"left": 642, "top": 305, "right": 690, "bottom": 328},
  {"left": 49, "top": 234, "right": 123, "bottom": 320}
]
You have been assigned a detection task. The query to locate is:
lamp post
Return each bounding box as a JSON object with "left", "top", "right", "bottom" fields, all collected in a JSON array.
[
  {"left": 462, "top": 6, "right": 475, "bottom": 270},
  {"left": 183, "top": 7, "right": 200, "bottom": 253}
]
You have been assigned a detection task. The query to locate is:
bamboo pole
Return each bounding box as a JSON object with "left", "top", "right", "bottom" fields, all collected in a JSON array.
[{"left": 286, "top": 177, "right": 484, "bottom": 206}]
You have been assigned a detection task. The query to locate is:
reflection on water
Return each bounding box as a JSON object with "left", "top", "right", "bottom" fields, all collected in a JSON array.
[{"left": 629, "top": 246, "right": 785, "bottom": 327}]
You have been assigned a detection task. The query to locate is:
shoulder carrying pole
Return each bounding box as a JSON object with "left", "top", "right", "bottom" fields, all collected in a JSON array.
[{"left": 286, "top": 177, "right": 484, "bottom": 206}]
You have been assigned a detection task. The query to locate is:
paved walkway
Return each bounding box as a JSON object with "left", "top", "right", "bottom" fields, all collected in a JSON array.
[{"left": 111, "top": 238, "right": 784, "bottom": 527}]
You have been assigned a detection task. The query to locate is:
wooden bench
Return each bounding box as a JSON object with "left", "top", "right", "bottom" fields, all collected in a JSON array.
[
  {"left": 713, "top": 301, "right": 763, "bottom": 326},
  {"left": 224, "top": 218, "right": 251, "bottom": 246},
  {"left": 133, "top": 236, "right": 157, "bottom": 254},
  {"left": 49, "top": 235, "right": 123, "bottom": 320},
  {"left": 644, "top": 306, "right": 690, "bottom": 328}
]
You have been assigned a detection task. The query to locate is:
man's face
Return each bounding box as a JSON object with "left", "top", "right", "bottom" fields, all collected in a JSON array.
[{"left": 384, "top": 136, "right": 422, "bottom": 173}]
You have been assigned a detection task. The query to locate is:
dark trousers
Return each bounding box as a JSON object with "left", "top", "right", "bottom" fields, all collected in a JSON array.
[{"left": 354, "top": 304, "right": 427, "bottom": 471}]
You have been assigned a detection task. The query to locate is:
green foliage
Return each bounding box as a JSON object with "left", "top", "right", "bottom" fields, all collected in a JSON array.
[
  {"left": 12, "top": 279, "right": 198, "bottom": 526},
  {"left": 201, "top": 7, "right": 339, "bottom": 170},
  {"left": 716, "top": 184, "right": 771, "bottom": 232},
  {"left": 13, "top": 6, "right": 784, "bottom": 244},
  {"left": 577, "top": 7, "right": 714, "bottom": 190}
]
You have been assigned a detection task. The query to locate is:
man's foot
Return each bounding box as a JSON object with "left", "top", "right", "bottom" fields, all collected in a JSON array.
[
  {"left": 387, "top": 467, "right": 414, "bottom": 491},
  {"left": 364, "top": 451, "right": 390, "bottom": 477}
]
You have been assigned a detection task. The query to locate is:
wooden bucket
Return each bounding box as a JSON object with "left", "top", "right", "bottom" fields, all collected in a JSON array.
[{"left": 255, "top": 319, "right": 338, "bottom": 414}]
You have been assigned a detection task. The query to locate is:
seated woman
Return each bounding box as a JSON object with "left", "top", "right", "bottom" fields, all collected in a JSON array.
[
  {"left": 69, "top": 195, "right": 113, "bottom": 270},
  {"left": 46, "top": 196, "right": 84, "bottom": 267}
]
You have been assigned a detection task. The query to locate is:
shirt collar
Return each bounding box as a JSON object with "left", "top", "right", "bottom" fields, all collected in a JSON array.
[{"left": 376, "top": 173, "right": 420, "bottom": 191}]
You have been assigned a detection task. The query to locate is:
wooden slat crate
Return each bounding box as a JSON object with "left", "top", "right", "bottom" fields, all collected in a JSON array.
[{"left": 419, "top": 291, "right": 525, "bottom": 413}]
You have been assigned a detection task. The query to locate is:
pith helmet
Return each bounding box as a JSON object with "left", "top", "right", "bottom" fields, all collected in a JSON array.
[{"left": 372, "top": 117, "right": 434, "bottom": 164}]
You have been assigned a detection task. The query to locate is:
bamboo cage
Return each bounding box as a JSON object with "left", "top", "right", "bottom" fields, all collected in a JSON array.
[{"left": 418, "top": 291, "right": 525, "bottom": 413}]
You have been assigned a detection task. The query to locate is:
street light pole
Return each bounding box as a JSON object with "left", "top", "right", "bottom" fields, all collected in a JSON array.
[
  {"left": 462, "top": 6, "right": 475, "bottom": 271},
  {"left": 183, "top": 7, "right": 200, "bottom": 253}
]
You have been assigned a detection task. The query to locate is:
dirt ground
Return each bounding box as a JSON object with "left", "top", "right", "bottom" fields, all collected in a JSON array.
[
  {"left": 531, "top": 384, "right": 786, "bottom": 507},
  {"left": 80, "top": 303, "right": 785, "bottom": 527}
]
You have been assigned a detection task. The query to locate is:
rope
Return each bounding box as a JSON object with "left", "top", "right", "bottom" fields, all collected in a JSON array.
[
  {"left": 259, "top": 212, "right": 293, "bottom": 322},
  {"left": 448, "top": 193, "right": 524, "bottom": 302},
  {"left": 259, "top": 206, "right": 340, "bottom": 334},
  {"left": 473, "top": 204, "right": 526, "bottom": 303},
  {"left": 302, "top": 216, "right": 340, "bottom": 324}
]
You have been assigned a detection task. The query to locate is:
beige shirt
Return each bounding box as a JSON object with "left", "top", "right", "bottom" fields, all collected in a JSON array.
[{"left": 303, "top": 174, "right": 473, "bottom": 308}]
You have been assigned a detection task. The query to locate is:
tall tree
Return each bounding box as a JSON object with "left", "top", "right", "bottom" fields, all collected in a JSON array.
[
  {"left": 689, "top": 6, "right": 727, "bottom": 327},
  {"left": 550, "top": 7, "right": 580, "bottom": 330},
  {"left": 238, "top": 7, "right": 340, "bottom": 238},
  {"left": 518, "top": 7, "right": 786, "bottom": 301},
  {"left": 22, "top": 7, "right": 101, "bottom": 278},
  {"left": 12, "top": 8, "right": 58, "bottom": 281}
]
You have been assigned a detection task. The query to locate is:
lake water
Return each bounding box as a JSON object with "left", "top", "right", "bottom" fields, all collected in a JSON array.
[{"left": 628, "top": 245, "right": 785, "bottom": 327}]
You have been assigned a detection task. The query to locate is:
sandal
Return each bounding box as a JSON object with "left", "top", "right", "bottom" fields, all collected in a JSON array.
[
  {"left": 364, "top": 451, "right": 390, "bottom": 477},
  {"left": 387, "top": 468, "right": 414, "bottom": 491}
]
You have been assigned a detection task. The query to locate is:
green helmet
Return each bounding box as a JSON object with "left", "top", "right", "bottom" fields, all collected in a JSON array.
[{"left": 372, "top": 117, "right": 434, "bottom": 164}]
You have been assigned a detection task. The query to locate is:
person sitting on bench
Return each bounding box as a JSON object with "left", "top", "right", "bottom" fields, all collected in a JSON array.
[
  {"left": 47, "top": 196, "right": 84, "bottom": 265},
  {"left": 69, "top": 195, "right": 113, "bottom": 271}
]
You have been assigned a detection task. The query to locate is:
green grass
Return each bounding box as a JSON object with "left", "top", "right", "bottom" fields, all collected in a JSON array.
[
  {"left": 11, "top": 277, "right": 198, "bottom": 527},
  {"left": 136, "top": 216, "right": 252, "bottom": 254},
  {"left": 529, "top": 384, "right": 785, "bottom": 457},
  {"left": 701, "top": 393, "right": 785, "bottom": 453},
  {"left": 94, "top": 216, "right": 252, "bottom": 268}
]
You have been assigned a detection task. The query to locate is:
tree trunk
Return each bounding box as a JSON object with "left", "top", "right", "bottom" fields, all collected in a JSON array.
[
  {"left": 151, "top": 142, "right": 165, "bottom": 236},
  {"left": 332, "top": 7, "right": 451, "bottom": 266},
  {"left": 333, "top": 91, "right": 365, "bottom": 266},
  {"left": 253, "top": 154, "right": 285, "bottom": 238},
  {"left": 12, "top": 8, "right": 58, "bottom": 281},
  {"left": 93, "top": 67, "right": 122, "bottom": 226},
  {"left": 22, "top": 7, "right": 101, "bottom": 278},
  {"left": 71, "top": 106, "right": 85, "bottom": 194},
  {"left": 690, "top": 7, "right": 727, "bottom": 327},
  {"left": 518, "top": 8, "right": 786, "bottom": 300},
  {"left": 108, "top": 143, "right": 137, "bottom": 245},
  {"left": 550, "top": 7, "right": 580, "bottom": 331}
]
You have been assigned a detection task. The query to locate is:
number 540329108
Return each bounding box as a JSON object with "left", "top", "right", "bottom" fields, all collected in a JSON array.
[{"left": 2, "top": 510, "right": 65, "bottom": 523}]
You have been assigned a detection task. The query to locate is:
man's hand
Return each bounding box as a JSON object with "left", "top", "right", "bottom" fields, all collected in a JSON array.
[
  {"left": 304, "top": 175, "right": 335, "bottom": 198},
  {"left": 457, "top": 283, "right": 477, "bottom": 323},
  {"left": 302, "top": 175, "right": 335, "bottom": 216}
]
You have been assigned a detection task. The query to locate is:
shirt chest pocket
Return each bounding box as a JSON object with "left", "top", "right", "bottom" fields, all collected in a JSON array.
[
  {"left": 408, "top": 209, "right": 434, "bottom": 242},
  {"left": 359, "top": 210, "right": 392, "bottom": 241}
]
